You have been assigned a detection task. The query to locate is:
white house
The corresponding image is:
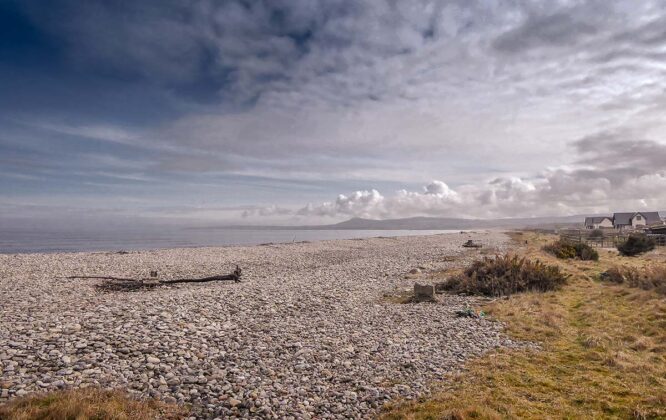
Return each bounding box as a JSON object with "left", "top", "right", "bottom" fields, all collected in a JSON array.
[
  {"left": 584, "top": 216, "right": 614, "bottom": 229},
  {"left": 584, "top": 212, "right": 662, "bottom": 230},
  {"left": 612, "top": 212, "right": 661, "bottom": 230}
]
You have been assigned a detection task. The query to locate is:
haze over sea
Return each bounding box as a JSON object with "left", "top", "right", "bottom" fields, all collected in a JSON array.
[{"left": 0, "top": 226, "right": 457, "bottom": 254}]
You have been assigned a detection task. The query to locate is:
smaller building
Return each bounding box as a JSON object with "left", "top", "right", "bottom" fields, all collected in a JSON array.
[{"left": 584, "top": 216, "right": 614, "bottom": 229}]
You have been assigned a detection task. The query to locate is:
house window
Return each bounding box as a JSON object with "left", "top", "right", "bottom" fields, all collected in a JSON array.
[{"left": 636, "top": 215, "right": 642, "bottom": 220}]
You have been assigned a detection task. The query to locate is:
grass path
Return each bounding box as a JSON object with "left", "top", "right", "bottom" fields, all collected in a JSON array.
[{"left": 382, "top": 232, "right": 666, "bottom": 419}]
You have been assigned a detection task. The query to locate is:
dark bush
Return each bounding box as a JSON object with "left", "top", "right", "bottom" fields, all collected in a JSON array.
[
  {"left": 440, "top": 254, "right": 568, "bottom": 297},
  {"left": 543, "top": 240, "right": 599, "bottom": 261},
  {"left": 543, "top": 240, "right": 576, "bottom": 259},
  {"left": 589, "top": 229, "right": 604, "bottom": 239},
  {"left": 576, "top": 243, "right": 599, "bottom": 261},
  {"left": 599, "top": 266, "right": 625, "bottom": 284},
  {"left": 617, "top": 235, "right": 656, "bottom": 256},
  {"left": 600, "top": 266, "right": 666, "bottom": 295}
]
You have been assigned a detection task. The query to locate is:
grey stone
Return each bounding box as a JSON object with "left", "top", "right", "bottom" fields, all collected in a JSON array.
[
  {"left": 413, "top": 283, "right": 436, "bottom": 302},
  {"left": 146, "top": 356, "right": 160, "bottom": 364}
]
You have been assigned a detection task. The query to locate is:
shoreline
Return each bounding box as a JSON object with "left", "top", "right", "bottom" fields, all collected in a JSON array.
[
  {"left": 1, "top": 231, "right": 516, "bottom": 418},
  {"left": 0, "top": 229, "right": 472, "bottom": 255}
]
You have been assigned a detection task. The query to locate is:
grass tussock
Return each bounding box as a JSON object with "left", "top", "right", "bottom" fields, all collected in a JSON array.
[
  {"left": 0, "top": 388, "right": 185, "bottom": 420},
  {"left": 383, "top": 231, "right": 666, "bottom": 420},
  {"left": 617, "top": 235, "right": 656, "bottom": 257},
  {"left": 543, "top": 239, "right": 599, "bottom": 261},
  {"left": 440, "top": 254, "right": 568, "bottom": 297},
  {"left": 601, "top": 265, "right": 666, "bottom": 295}
]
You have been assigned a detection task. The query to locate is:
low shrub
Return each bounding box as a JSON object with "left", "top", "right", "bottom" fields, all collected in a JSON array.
[
  {"left": 543, "top": 240, "right": 576, "bottom": 259},
  {"left": 440, "top": 254, "right": 568, "bottom": 297},
  {"left": 600, "top": 265, "right": 666, "bottom": 295},
  {"left": 589, "top": 229, "right": 604, "bottom": 239},
  {"left": 576, "top": 243, "right": 599, "bottom": 261},
  {"left": 617, "top": 235, "right": 656, "bottom": 256},
  {"left": 599, "top": 266, "right": 625, "bottom": 284},
  {"left": 543, "top": 240, "right": 599, "bottom": 261}
]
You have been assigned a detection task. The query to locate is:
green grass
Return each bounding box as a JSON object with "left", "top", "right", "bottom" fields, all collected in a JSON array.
[{"left": 382, "top": 232, "right": 666, "bottom": 419}]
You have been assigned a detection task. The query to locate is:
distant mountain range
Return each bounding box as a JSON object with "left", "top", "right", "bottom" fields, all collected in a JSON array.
[
  {"left": 312, "top": 215, "right": 592, "bottom": 230},
  {"left": 320, "top": 211, "right": 665, "bottom": 230},
  {"left": 322, "top": 216, "right": 582, "bottom": 230},
  {"left": 200, "top": 214, "right": 597, "bottom": 231},
  {"left": 197, "top": 211, "right": 665, "bottom": 231}
]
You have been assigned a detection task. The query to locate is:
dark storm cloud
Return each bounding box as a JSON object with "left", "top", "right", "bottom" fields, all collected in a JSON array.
[
  {"left": 611, "top": 14, "right": 666, "bottom": 47},
  {"left": 574, "top": 131, "right": 666, "bottom": 173},
  {"left": 10, "top": 0, "right": 343, "bottom": 104},
  {"left": 493, "top": 10, "right": 599, "bottom": 53}
]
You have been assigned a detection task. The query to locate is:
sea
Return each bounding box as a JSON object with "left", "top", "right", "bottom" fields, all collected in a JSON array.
[{"left": 0, "top": 226, "right": 460, "bottom": 254}]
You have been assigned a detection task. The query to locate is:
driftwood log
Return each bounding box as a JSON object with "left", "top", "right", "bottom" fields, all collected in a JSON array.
[
  {"left": 161, "top": 266, "right": 242, "bottom": 284},
  {"left": 462, "top": 240, "right": 482, "bottom": 248},
  {"left": 67, "top": 265, "right": 242, "bottom": 284}
]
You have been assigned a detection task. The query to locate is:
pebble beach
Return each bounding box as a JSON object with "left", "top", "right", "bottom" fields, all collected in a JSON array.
[{"left": 0, "top": 232, "right": 520, "bottom": 418}]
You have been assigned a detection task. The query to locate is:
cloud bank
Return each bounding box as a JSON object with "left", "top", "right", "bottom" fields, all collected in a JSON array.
[
  {"left": 244, "top": 133, "right": 666, "bottom": 221},
  {"left": 1, "top": 1, "right": 666, "bottom": 223}
]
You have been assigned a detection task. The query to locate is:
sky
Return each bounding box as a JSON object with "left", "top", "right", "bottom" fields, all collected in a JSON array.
[{"left": 1, "top": 0, "right": 666, "bottom": 226}]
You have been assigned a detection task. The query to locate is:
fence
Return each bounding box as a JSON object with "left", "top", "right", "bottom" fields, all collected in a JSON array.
[
  {"left": 558, "top": 229, "right": 666, "bottom": 248},
  {"left": 648, "top": 234, "right": 666, "bottom": 246}
]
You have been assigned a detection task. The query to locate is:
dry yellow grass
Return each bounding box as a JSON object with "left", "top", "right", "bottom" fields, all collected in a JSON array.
[
  {"left": 382, "top": 231, "right": 666, "bottom": 420},
  {"left": 0, "top": 388, "right": 186, "bottom": 420}
]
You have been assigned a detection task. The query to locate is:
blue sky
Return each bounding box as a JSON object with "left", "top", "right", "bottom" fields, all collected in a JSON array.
[{"left": 2, "top": 0, "right": 666, "bottom": 226}]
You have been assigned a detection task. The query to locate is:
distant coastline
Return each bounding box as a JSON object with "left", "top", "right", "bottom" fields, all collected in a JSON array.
[{"left": 190, "top": 214, "right": 589, "bottom": 231}]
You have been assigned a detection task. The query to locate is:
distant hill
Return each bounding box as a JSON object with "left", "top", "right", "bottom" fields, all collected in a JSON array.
[
  {"left": 327, "top": 217, "right": 483, "bottom": 229},
  {"left": 200, "top": 211, "right": 666, "bottom": 231},
  {"left": 201, "top": 214, "right": 591, "bottom": 231},
  {"left": 318, "top": 215, "right": 584, "bottom": 230},
  {"left": 320, "top": 211, "right": 666, "bottom": 230}
]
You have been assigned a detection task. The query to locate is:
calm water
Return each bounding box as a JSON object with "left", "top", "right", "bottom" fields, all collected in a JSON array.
[{"left": 0, "top": 226, "right": 459, "bottom": 254}]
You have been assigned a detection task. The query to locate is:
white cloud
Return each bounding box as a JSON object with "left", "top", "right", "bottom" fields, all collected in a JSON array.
[
  {"left": 245, "top": 133, "right": 666, "bottom": 221},
  {"left": 298, "top": 189, "right": 386, "bottom": 218}
]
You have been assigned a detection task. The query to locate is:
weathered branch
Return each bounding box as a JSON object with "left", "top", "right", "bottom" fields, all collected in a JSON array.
[
  {"left": 67, "top": 265, "right": 242, "bottom": 284},
  {"left": 66, "top": 276, "right": 139, "bottom": 282},
  {"left": 160, "top": 266, "right": 242, "bottom": 284}
]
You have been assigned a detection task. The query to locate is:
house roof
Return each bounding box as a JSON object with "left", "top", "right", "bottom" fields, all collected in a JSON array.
[
  {"left": 584, "top": 216, "right": 612, "bottom": 226},
  {"left": 612, "top": 212, "right": 661, "bottom": 225}
]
